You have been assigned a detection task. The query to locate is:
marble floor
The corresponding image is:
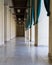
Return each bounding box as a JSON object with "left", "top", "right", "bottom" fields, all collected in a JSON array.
[{"left": 0, "top": 37, "right": 52, "bottom": 65}]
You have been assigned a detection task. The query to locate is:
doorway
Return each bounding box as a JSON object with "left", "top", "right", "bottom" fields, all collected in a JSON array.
[{"left": 16, "top": 22, "right": 25, "bottom": 37}]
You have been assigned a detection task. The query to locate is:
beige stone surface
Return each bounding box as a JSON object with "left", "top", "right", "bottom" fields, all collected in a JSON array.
[{"left": 0, "top": 0, "right": 4, "bottom": 45}]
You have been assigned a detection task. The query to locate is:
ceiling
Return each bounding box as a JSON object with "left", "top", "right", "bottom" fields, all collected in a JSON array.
[
  {"left": 4, "top": 0, "right": 13, "bottom": 6},
  {"left": 12, "top": 0, "right": 27, "bottom": 22}
]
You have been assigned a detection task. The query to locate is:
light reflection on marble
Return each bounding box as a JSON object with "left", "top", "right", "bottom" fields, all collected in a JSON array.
[{"left": 0, "top": 37, "right": 52, "bottom": 65}]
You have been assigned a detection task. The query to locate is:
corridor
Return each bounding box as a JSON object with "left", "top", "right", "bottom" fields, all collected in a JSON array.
[
  {"left": 0, "top": 37, "right": 52, "bottom": 65},
  {"left": 0, "top": 0, "right": 52, "bottom": 65}
]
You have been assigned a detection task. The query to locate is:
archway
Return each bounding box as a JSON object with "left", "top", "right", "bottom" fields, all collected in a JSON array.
[{"left": 38, "top": 0, "right": 49, "bottom": 47}]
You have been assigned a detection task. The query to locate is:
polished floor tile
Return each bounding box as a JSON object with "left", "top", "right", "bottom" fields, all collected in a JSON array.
[{"left": 0, "top": 37, "right": 52, "bottom": 65}]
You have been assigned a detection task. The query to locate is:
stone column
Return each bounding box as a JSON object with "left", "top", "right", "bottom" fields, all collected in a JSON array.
[
  {"left": 29, "top": 0, "right": 32, "bottom": 42},
  {"left": 4, "top": 6, "right": 11, "bottom": 41},
  {"left": 49, "top": 0, "right": 52, "bottom": 60},
  {"left": 34, "top": 0, "right": 38, "bottom": 46},
  {"left": 29, "top": 25, "right": 31, "bottom": 42},
  {"left": 35, "top": 24, "right": 38, "bottom": 46},
  {"left": 0, "top": 0, "right": 4, "bottom": 45}
]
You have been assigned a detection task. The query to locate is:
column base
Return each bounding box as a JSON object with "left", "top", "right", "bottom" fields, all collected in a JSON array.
[
  {"left": 34, "top": 44, "right": 38, "bottom": 47},
  {"left": 48, "top": 53, "right": 52, "bottom": 60},
  {"left": 30, "top": 40, "right": 31, "bottom": 42},
  {"left": 48, "top": 53, "right": 52, "bottom": 63}
]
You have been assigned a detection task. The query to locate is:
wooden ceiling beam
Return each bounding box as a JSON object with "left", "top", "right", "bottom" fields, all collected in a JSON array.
[
  {"left": 12, "top": 13, "right": 27, "bottom": 15},
  {"left": 9, "top": 6, "right": 32, "bottom": 9}
]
